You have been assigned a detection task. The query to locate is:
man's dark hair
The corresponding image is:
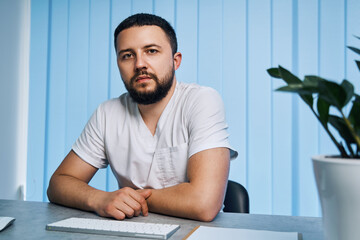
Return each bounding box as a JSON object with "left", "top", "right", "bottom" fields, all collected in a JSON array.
[{"left": 114, "top": 13, "right": 178, "bottom": 55}]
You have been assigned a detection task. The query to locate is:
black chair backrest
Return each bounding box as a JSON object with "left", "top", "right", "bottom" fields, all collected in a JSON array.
[{"left": 223, "top": 180, "right": 250, "bottom": 213}]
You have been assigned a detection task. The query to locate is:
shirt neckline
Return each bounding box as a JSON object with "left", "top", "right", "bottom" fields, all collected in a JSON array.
[{"left": 134, "top": 81, "right": 179, "bottom": 139}]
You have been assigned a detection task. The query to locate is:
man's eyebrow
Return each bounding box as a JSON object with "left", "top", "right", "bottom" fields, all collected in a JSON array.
[
  {"left": 117, "top": 48, "right": 132, "bottom": 55},
  {"left": 143, "top": 44, "right": 162, "bottom": 49}
]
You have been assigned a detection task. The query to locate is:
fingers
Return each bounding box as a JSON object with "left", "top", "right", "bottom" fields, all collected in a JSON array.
[
  {"left": 129, "top": 189, "right": 151, "bottom": 217},
  {"left": 118, "top": 192, "right": 142, "bottom": 217},
  {"left": 137, "top": 189, "right": 152, "bottom": 216},
  {"left": 98, "top": 188, "right": 150, "bottom": 220},
  {"left": 104, "top": 206, "right": 126, "bottom": 220}
]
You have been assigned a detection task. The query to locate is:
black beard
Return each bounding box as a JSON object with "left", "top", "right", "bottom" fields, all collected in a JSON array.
[{"left": 124, "top": 69, "right": 175, "bottom": 105}]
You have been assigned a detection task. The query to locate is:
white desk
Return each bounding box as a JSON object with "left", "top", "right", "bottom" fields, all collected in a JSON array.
[{"left": 0, "top": 199, "right": 323, "bottom": 239}]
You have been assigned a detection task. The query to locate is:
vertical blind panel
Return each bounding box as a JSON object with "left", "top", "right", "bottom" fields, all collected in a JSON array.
[
  {"left": 27, "top": 0, "right": 49, "bottom": 201},
  {"left": 174, "top": 0, "right": 198, "bottom": 84},
  {"left": 28, "top": 0, "right": 359, "bottom": 216},
  {"left": 320, "top": 0, "right": 345, "bottom": 81},
  {"left": 247, "top": 0, "right": 272, "bottom": 214},
  {"left": 271, "top": 0, "right": 293, "bottom": 216},
  {"left": 65, "top": 0, "right": 90, "bottom": 152},
  {"left": 43, "top": 0, "right": 69, "bottom": 201},
  {"left": 154, "top": 0, "right": 175, "bottom": 28},
  {"left": 297, "top": 0, "right": 320, "bottom": 217},
  {"left": 222, "top": 0, "right": 247, "bottom": 187},
  {"left": 131, "top": 0, "right": 153, "bottom": 14},
  {"left": 88, "top": 0, "right": 110, "bottom": 115},
  {"left": 86, "top": 0, "right": 111, "bottom": 191},
  {"left": 198, "top": 0, "right": 223, "bottom": 91},
  {"left": 347, "top": 0, "right": 360, "bottom": 86}
]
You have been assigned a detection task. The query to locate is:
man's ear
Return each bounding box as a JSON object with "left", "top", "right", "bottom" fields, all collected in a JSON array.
[{"left": 173, "top": 52, "right": 182, "bottom": 70}]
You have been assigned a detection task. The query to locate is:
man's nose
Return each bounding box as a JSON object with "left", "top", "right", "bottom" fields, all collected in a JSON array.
[{"left": 135, "top": 54, "right": 147, "bottom": 71}]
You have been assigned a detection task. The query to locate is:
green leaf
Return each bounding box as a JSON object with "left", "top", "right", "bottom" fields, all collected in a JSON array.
[
  {"left": 278, "top": 66, "right": 302, "bottom": 84},
  {"left": 356, "top": 60, "right": 360, "bottom": 72},
  {"left": 300, "top": 94, "right": 314, "bottom": 108},
  {"left": 349, "top": 95, "right": 360, "bottom": 137},
  {"left": 304, "top": 75, "right": 325, "bottom": 87},
  {"left": 318, "top": 80, "right": 347, "bottom": 110},
  {"left": 276, "top": 84, "right": 302, "bottom": 92},
  {"left": 267, "top": 68, "right": 282, "bottom": 78},
  {"left": 329, "top": 115, "right": 356, "bottom": 145},
  {"left": 284, "top": 74, "right": 318, "bottom": 109},
  {"left": 348, "top": 46, "right": 360, "bottom": 55},
  {"left": 317, "top": 98, "right": 330, "bottom": 126},
  {"left": 276, "top": 85, "right": 318, "bottom": 95},
  {"left": 269, "top": 66, "right": 314, "bottom": 109},
  {"left": 276, "top": 86, "right": 314, "bottom": 108},
  {"left": 341, "top": 80, "right": 354, "bottom": 106}
]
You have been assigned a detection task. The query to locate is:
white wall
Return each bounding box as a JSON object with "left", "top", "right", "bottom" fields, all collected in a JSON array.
[{"left": 0, "top": 0, "right": 30, "bottom": 200}]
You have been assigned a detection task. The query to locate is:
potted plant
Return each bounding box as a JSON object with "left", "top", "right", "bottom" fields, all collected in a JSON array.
[{"left": 267, "top": 37, "right": 360, "bottom": 240}]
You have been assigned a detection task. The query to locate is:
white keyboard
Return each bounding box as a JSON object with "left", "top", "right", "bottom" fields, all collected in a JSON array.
[{"left": 46, "top": 217, "right": 180, "bottom": 239}]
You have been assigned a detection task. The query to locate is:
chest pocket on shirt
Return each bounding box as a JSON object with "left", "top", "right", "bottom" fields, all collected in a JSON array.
[{"left": 153, "top": 142, "right": 189, "bottom": 188}]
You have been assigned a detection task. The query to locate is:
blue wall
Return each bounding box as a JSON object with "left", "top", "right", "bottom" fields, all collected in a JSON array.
[{"left": 27, "top": 0, "right": 360, "bottom": 216}]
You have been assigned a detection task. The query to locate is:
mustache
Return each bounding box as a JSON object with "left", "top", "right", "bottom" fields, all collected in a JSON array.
[{"left": 130, "top": 71, "right": 158, "bottom": 83}]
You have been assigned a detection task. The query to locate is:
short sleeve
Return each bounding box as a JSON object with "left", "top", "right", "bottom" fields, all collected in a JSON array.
[
  {"left": 187, "top": 87, "right": 237, "bottom": 159},
  {"left": 72, "top": 104, "right": 108, "bottom": 169}
]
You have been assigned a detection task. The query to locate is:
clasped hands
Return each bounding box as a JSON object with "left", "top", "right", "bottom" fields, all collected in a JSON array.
[{"left": 92, "top": 187, "right": 152, "bottom": 220}]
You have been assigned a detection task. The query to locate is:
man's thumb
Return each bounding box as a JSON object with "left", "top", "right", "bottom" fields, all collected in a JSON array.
[{"left": 139, "top": 189, "right": 152, "bottom": 199}]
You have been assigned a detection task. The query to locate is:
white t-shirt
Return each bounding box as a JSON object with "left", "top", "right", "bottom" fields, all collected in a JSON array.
[{"left": 72, "top": 82, "right": 237, "bottom": 189}]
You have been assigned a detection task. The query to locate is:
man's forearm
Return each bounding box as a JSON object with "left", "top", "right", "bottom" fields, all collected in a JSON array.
[
  {"left": 145, "top": 148, "right": 230, "bottom": 222},
  {"left": 145, "top": 182, "right": 224, "bottom": 222},
  {"left": 47, "top": 174, "right": 101, "bottom": 212},
  {"left": 48, "top": 173, "right": 152, "bottom": 220}
]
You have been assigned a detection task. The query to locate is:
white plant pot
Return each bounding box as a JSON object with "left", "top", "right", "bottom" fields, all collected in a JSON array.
[{"left": 312, "top": 155, "right": 360, "bottom": 240}]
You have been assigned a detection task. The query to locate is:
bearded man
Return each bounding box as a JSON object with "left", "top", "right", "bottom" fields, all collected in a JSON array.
[{"left": 47, "top": 13, "right": 236, "bottom": 222}]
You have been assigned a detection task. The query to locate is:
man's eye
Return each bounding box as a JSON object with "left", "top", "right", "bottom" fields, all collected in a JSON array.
[
  {"left": 122, "top": 53, "right": 132, "bottom": 60},
  {"left": 147, "top": 49, "right": 158, "bottom": 54}
]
